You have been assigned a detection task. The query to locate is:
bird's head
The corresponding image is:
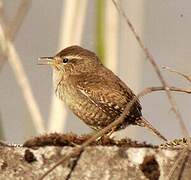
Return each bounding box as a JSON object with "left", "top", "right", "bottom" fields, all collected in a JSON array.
[{"left": 38, "top": 45, "right": 101, "bottom": 76}]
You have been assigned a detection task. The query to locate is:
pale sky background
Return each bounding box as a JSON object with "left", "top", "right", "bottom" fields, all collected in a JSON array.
[{"left": 0, "top": 0, "right": 190, "bottom": 143}]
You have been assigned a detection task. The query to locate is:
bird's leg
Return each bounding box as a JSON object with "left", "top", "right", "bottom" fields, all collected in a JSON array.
[{"left": 105, "top": 126, "right": 117, "bottom": 138}]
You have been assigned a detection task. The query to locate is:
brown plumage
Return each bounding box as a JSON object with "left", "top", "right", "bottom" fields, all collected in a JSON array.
[{"left": 39, "top": 45, "right": 167, "bottom": 141}]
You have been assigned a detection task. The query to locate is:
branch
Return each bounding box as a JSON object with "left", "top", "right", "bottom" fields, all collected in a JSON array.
[
  {"left": 163, "top": 66, "right": 191, "bottom": 83},
  {"left": 111, "top": 0, "right": 190, "bottom": 144},
  {"left": 110, "top": 1, "right": 191, "bottom": 179},
  {"left": 143, "top": 86, "right": 191, "bottom": 94},
  {"left": 39, "top": 85, "right": 190, "bottom": 179}
]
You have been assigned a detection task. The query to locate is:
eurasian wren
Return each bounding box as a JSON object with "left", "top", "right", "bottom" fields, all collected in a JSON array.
[{"left": 39, "top": 45, "right": 167, "bottom": 141}]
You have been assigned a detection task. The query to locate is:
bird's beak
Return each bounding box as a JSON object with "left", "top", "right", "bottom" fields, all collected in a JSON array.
[{"left": 38, "top": 57, "right": 54, "bottom": 65}]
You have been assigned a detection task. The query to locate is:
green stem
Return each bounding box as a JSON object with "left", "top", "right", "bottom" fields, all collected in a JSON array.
[{"left": 95, "top": 0, "right": 105, "bottom": 63}]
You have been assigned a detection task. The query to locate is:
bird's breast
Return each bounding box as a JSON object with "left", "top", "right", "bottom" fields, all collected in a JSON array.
[{"left": 55, "top": 82, "right": 113, "bottom": 129}]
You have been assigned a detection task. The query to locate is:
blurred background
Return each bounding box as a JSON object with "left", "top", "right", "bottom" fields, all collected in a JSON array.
[{"left": 0, "top": 0, "right": 190, "bottom": 144}]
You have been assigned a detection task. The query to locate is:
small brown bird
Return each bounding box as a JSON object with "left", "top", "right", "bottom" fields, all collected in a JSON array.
[{"left": 39, "top": 45, "right": 167, "bottom": 141}]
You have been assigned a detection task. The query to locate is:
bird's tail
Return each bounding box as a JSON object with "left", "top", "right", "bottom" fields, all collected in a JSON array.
[{"left": 136, "top": 116, "right": 167, "bottom": 142}]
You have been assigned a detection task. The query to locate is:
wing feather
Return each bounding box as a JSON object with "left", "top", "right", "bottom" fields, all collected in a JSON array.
[{"left": 70, "top": 70, "right": 142, "bottom": 119}]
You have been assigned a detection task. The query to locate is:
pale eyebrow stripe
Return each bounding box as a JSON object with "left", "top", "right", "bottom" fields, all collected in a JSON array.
[{"left": 65, "top": 55, "right": 82, "bottom": 59}]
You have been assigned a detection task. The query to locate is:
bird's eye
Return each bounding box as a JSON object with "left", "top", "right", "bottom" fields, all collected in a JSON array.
[{"left": 62, "top": 58, "right": 69, "bottom": 63}]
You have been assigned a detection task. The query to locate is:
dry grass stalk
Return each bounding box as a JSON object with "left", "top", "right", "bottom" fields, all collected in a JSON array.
[
  {"left": 0, "top": 4, "right": 45, "bottom": 133},
  {"left": 48, "top": 0, "right": 88, "bottom": 132},
  {"left": 5, "top": 42, "right": 45, "bottom": 133},
  {"left": 0, "top": 0, "right": 31, "bottom": 70},
  {"left": 8, "top": 0, "right": 32, "bottom": 40},
  {"left": 104, "top": 0, "right": 118, "bottom": 73}
]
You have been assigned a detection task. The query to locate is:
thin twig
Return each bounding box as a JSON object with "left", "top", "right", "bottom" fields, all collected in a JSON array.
[
  {"left": 111, "top": 3, "right": 191, "bottom": 178},
  {"left": 111, "top": 0, "right": 190, "bottom": 143},
  {"left": 39, "top": 147, "right": 82, "bottom": 180},
  {"left": 39, "top": 91, "right": 143, "bottom": 179},
  {"left": 146, "top": 86, "right": 191, "bottom": 94},
  {"left": 65, "top": 150, "right": 83, "bottom": 180},
  {"left": 39, "top": 84, "right": 191, "bottom": 179},
  {"left": 163, "top": 66, "right": 191, "bottom": 83},
  {"left": 0, "top": 18, "right": 45, "bottom": 133},
  {"left": 177, "top": 151, "right": 189, "bottom": 180},
  {"left": 166, "top": 148, "right": 188, "bottom": 180}
]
